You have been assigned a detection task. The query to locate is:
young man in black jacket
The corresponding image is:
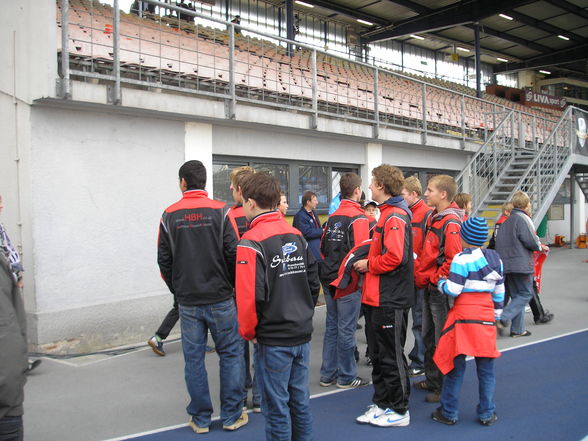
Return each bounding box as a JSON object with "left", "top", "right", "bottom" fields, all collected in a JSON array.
[
  {"left": 157, "top": 160, "right": 247, "bottom": 434},
  {"left": 236, "top": 173, "right": 320, "bottom": 441}
]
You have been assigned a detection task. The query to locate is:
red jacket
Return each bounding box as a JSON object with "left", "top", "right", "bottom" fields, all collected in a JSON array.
[
  {"left": 227, "top": 204, "right": 249, "bottom": 239},
  {"left": 236, "top": 211, "right": 320, "bottom": 346},
  {"left": 409, "top": 198, "right": 432, "bottom": 275},
  {"left": 362, "top": 198, "right": 414, "bottom": 308},
  {"left": 488, "top": 214, "right": 508, "bottom": 250},
  {"left": 433, "top": 292, "right": 500, "bottom": 375},
  {"left": 415, "top": 202, "right": 463, "bottom": 288}
]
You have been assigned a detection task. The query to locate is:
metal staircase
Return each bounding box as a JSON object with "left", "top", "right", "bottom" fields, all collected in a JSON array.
[{"left": 457, "top": 106, "right": 588, "bottom": 227}]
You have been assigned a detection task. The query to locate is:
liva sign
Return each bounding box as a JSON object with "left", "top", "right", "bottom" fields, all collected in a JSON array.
[{"left": 522, "top": 90, "right": 567, "bottom": 109}]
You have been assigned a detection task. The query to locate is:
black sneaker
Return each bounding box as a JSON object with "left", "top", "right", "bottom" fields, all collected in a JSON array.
[
  {"left": 337, "top": 377, "right": 370, "bottom": 389},
  {"left": 432, "top": 408, "right": 456, "bottom": 425},
  {"left": 535, "top": 312, "right": 554, "bottom": 324},
  {"left": 510, "top": 330, "right": 532, "bottom": 337},
  {"left": 480, "top": 413, "right": 498, "bottom": 426}
]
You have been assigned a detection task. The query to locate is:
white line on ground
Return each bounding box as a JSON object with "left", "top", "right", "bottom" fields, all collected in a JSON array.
[{"left": 100, "top": 327, "right": 588, "bottom": 441}]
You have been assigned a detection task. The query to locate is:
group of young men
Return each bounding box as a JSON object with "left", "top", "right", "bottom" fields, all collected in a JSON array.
[{"left": 155, "top": 159, "right": 544, "bottom": 439}]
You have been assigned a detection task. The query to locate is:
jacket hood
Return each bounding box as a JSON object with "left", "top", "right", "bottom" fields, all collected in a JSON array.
[
  {"left": 380, "top": 196, "right": 412, "bottom": 221},
  {"left": 432, "top": 202, "right": 464, "bottom": 223}
]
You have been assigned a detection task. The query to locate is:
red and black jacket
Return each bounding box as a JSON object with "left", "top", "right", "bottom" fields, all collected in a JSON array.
[
  {"left": 320, "top": 199, "right": 370, "bottom": 285},
  {"left": 227, "top": 204, "right": 250, "bottom": 239},
  {"left": 415, "top": 202, "right": 463, "bottom": 288},
  {"left": 157, "top": 190, "right": 238, "bottom": 307},
  {"left": 362, "top": 197, "right": 415, "bottom": 309},
  {"left": 236, "top": 211, "right": 320, "bottom": 346},
  {"left": 409, "top": 198, "right": 433, "bottom": 275},
  {"left": 487, "top": 214, "right": 508, "bottom": 250}
]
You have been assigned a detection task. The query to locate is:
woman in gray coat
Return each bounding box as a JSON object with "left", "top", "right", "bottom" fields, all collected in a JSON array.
[{"left": 495, "top": 191, "right": 549, "bottom": 337}]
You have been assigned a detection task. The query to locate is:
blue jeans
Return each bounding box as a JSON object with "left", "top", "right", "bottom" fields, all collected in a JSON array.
[
  {"left": 440, "top": 355, "right": 496, "bottom": 421},
  {"left": 320, "top": 288, "right": 362, "bottom": 385},
  {"left": 0, "top": 416, "right": 23, "bottom": 441},
  {"left": 255, "top": 343, "right": 313, "bottom": 441},
  {"left": 503, "top": 273, "right": 534, "bottom": 334},
  {"left": 243, "top": 341, "right": 261, "bottom": 407},
  {"left": 408, "top": 287, "right": 425, "bottom": 370},
  {"left": 422, "top": 285, "right": 449, "bottom": 393},
  {"left": 179, "top": 299, "right": 244, "bottom": 428}
]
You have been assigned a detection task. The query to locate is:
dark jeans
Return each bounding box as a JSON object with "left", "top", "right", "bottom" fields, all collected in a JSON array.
[
  {"left": 440, "top": 355, "right": 496, "bottom": 421},
  {"left": 365, "top": 305, "right": 410, "bottom": 414},
  {"left": 408, "top": 288, "right": 425, "bottom": 370},
  {"left": 155, "top": 295, "right": 179, "bottom": 340},
  {"left": 422, "top": 285, "right": 449, "bottom": 394},
  {"left": 255, "top": 342, "right": 313, "bottom": 441},
  {"left": 503, "top": 273, "right": 534, "bottom": 334},
  {"left": 0, "top": 416, "right": 23, "bottom": 441}
]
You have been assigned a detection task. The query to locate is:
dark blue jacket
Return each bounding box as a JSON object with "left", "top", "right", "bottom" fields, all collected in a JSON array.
[{"left": 293, "top": 208, "right": 323, "bottom": 262}]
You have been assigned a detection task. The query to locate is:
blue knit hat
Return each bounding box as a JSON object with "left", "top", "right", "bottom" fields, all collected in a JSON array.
[{"left": 460, "top": 216, "right": 488, "bottom": 246}]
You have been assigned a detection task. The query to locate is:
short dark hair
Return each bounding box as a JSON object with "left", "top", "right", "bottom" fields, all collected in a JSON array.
[
  {"left": 241, "top": 172, "right": 281, "bottom": 210},
  {"left": 372, "top": 164, "right": 404, "bottom": 196},
  {"left": 339, "top": 172, "right": 362, "bottom": 199},
  {"left": 179, "top": 160, "right": 206, "bottom": 190},
  {"left": 302, "top": 191, "right": 316, "bottom": 207}
]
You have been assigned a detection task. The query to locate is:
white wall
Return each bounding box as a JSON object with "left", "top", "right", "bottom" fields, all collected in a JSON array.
[
  {"left": 382, "top": 142, "right": 467, "bottom": 171},
  {"left": 29, "top": 107, "right": 185, "bottom": 345}
]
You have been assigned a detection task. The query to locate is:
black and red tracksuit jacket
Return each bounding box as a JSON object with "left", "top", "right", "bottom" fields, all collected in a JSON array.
[
  {"left": 320, "top": 199, "right": 370, "bottom": 285},
  {"left": 227, "top": 204, "right": 249, "bottom": 239},
  {"left": 409, "top": 198, "right": 433, "bottom": 275},
  {"left": 236, "top": 211, "right": 320, "bottom": 346},
  {"left": 157, "top": 190, "right": 238, "bottom": 306},
  {"left": 362, "top": 197, "right": 415, "bottom": 309},
  {"left": 415, "top": 202, "right": 464, "bottom": 289}
]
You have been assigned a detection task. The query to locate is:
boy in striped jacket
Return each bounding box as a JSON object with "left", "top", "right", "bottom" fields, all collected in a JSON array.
[{"left": 432, "top": 217, "right": 504, "bottom": 427}]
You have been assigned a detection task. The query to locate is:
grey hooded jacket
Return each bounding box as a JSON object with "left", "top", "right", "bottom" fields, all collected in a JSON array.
[
  {"left": 0, "top": 253, "right": 27, "bottom": 419},
  {"left": 495, "top": 208, "right": 542, "bottom": 274}
]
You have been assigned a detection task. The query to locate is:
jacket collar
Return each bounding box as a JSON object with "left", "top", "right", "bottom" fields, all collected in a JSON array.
[
  {"left": 379, "top": 196, "right": 412, "bottom": 221},
  {"left": 249, "top": 210, "right": 283, "bottom": 228},
  {"left": 183, "top": 189, "right": 208, "bottom": 198}
]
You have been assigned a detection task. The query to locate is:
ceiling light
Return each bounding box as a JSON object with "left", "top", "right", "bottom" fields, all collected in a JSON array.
[
  {"left": 499, "top": 14, "right": 513, "bottom": 20},
  {"left": 357, "top": 19, "right": 374, "bottom": 26},
  {"left": 558, "top": 34, "right": 570, "bottom": 40},
  {"left": 294, "top": 0, "right": 314, "bottom": 7},
  {"left": 410, "top": 34, "right": 425, "bottom": 40},
  {"left": 457, "top": 47, "right": 470, "bottom": 52},
  {"left": 539, "top": 70, "right": 551, "bottom": 75},
  {"left": 497, "top": 57, "right": 508, "bottom": 62}
]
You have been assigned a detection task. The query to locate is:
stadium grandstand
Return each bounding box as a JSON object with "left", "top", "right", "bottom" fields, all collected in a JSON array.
[
  {"left": 1, "top": 0, "right": 587, "bottom": 353},
  {"left": 1, "top": 0, "right": 588, "bottom": 440}
]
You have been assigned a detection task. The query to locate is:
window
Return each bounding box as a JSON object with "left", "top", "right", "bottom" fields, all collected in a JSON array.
[{"left": 213, "top": 156, "right": 358, "bottom": 214}]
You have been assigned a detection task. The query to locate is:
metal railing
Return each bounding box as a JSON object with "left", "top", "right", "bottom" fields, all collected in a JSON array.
[{"left": 56, "top": 0, "right": 561, "bottom": 142}]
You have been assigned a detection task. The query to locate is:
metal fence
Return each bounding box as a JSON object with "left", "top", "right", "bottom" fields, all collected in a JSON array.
[{"left": 57, "top": 0, "right": 564, "bottom": 143}]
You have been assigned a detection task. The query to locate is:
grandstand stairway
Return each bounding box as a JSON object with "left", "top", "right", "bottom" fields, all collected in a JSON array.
[{"left": 458, "top": 106, "right": 588, "bottom": 228}]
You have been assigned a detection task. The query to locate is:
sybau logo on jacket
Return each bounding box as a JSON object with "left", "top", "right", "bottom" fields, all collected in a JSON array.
[
  {"left": 271, "top": 242, "right": 305, "bottom": 275},
  {"left": 326, "top": 221, "right": 345, "bottom": 241}
]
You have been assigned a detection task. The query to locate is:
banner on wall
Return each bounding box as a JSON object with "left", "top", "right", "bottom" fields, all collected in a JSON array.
[{"left": 575, "top": 109, "right": 588, "bottom": 155}]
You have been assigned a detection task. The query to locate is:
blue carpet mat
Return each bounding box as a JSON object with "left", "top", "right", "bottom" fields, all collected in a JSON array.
[{"left": 123, "top": 330, "right": 588, "bottom": 441}]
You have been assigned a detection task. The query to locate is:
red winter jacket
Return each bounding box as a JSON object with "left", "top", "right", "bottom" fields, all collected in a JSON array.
[
  {"left": 409, "top": 198, "right": 432, "bottom": 275},
  {"left": 362, "top": 198, "right": 415, "bottom": 309},
  {"left": 227, "top": 204, "right": 249, "bottom": 239},
  {"left": 415, "top": 202, "right": 464, "bottom": 288}
]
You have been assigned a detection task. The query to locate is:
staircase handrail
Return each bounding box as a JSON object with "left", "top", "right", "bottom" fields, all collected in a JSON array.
[
  {"left": 505, "top": 106, "right": 575, "bottom": 221},
  {"left": 455, "top": 109, "right": 514, "bottom": 185}
]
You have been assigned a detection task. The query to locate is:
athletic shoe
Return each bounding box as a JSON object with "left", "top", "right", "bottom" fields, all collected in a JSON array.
[
  {"left": 425, "top": 392, "right": 441, "bottom": 403},
  {"left": 319, "top": 379, "right": 336, "bottom": 387},
  {"left": 496, "top": 319, "right": 510, "bottom": 336},
  {"left": 356, "top": 404, "right": 386, "bottom": 424},
  {"left": 223, "top": 411, "right": 248, "bottom": 431},
  {"left": 369, "top": 409, "right": 410, "bottom": 427},
  {"left": 535, "top": 312, "right": 554, "bottom": 324},
  {"left": 252, "top": 403, "right": 262, "bottom": 413},
  {"left": 148, "top": 336, "right": 165, "bottom": 356},
  {"left": 480, "top": 413, "right": 498, "bottom": 426},
  {"left": 431, "top": 408, "right": 457, "bottom": 425},
  {"left": 510, "top": 330, "right": 531, "bottom": 337},
  {"left": 408, "top": 367, "right": 425, "bottom": 377},
  {"left": 26, "top": 359, "right": 42, "bottom": 374},
  {"left": 413, "top": 380, "right": 434, "bottom": 391},
  {"left": 188, "top": 418, "right": 209, "bottom": 434},
  {"left": 337, "top": 376, "right": 370, "bottom": 389},
  {"left": 525, "top": 305, "right": 531, "bottom": 313}
]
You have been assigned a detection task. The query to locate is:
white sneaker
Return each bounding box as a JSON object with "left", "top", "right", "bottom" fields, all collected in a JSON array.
[
  {"left": 356, "top": 404, "right": 386, "bottom": 424},
  {"left": 369, "top": 409, "right": 410, "bottom": 427}
]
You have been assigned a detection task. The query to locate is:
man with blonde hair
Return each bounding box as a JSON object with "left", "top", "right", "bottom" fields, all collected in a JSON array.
[
  {"left": 401, "top": 176, "right": 432, "bottom": 377},
  {"left": 495, "top": 192, "right": 548, "bottom": 337},
  {"left": 414, "top": 175, "right": 464, "bottom": 403}
]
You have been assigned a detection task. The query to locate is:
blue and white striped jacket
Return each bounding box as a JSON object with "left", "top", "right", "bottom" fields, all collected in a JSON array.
[{"left": 438, "top": 247, "right": 505, "bottom": 307}]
